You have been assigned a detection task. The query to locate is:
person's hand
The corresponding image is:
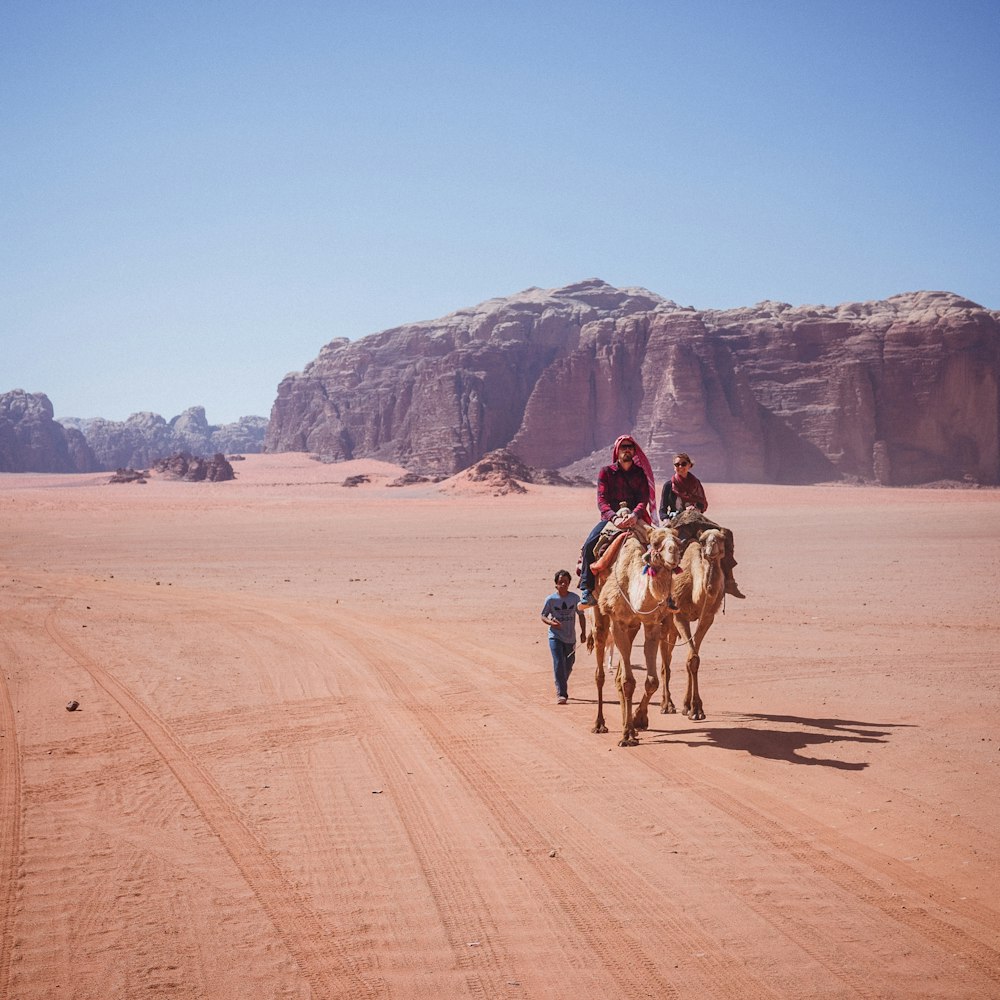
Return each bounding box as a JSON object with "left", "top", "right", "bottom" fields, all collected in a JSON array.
[{"left": 615, "top": 511, "right": 636, "bottom": 530}]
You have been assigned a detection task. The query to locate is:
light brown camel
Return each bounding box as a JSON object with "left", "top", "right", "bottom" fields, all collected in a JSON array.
[
  {"left": 589, "top": 523, "right": 682, "bottom": 746},
  {"left": 659, "top": 527, "right": 726, "bottom": 722}
]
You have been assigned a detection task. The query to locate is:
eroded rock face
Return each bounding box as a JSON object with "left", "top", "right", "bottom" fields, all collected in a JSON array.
[
  {"left": 266, "top": 281, "right": 1000, "bottom": 485},
  {"left": 59, "top": 408, "right": 267, "bottom": 470},
  {"left": 0, "top": 390, "right": 98, "bottom": 472}
]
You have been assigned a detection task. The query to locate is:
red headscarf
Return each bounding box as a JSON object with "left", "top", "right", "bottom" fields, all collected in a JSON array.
[{"left": 612, "top": 434, "right": 657, "bottom": 521}]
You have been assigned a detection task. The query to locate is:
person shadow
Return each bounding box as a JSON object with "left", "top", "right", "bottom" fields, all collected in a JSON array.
[{"left": 640, "top": 713, "right": 913, "bottom": 769}]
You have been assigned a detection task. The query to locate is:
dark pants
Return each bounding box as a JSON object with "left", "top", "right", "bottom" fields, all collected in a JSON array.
[
  {"left": 579, "top": 520, "right": 606, "bottom": 592},
  {"left": 548, "top": 638, "right": 575, "bottom": 699}
]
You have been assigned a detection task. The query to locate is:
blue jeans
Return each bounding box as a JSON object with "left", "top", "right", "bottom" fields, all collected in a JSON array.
[
  {"left": 579, "top": 520, "right": 605, "bottom": 592},
  {"left": 549, "top": 637, "right": 576, "bottom": 699}
]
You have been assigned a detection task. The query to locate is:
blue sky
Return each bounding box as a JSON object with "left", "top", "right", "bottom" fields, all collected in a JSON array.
[{"left": 3, "top": 0, "right": 998, "bottom": 423}]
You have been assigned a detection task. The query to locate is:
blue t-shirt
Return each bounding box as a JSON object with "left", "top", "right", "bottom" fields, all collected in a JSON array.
[{"left": 542, "top": 591, "right": 581, "bottom": 646}]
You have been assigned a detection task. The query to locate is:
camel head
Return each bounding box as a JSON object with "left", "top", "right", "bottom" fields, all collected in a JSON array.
[
  {"left": 644, "top": 525, "right": 682, "bottom": 575},
  {"left": 697, "top": 528, "right": 726, "bottom": 563}
]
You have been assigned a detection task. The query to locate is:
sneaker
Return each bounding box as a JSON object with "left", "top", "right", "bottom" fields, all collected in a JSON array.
[
  {"left": 579, "top": 589, "right": 595, "bottom": 608},
  {"left": 557, "top": 696, "right": 568, "bottom": 704}
]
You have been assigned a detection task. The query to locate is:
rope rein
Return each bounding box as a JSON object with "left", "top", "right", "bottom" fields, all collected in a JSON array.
[{"left": 613, "top": 535, "right": 674, "bottom": 618}]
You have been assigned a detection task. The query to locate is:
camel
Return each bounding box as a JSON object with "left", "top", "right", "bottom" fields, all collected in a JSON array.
[
  {"left": 658, "top": 527, "right": 726, "bottom": 722},
  {"left": 588, "top": 523, "right": 682, "bottom": 746}
]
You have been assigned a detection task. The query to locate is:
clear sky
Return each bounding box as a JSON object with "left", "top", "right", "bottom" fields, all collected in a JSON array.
[{"left": 3, "top": 0, "right": 998, "bottom": 424}]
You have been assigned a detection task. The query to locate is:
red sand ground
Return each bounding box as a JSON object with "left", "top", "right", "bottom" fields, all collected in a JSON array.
[{"left": 1, "top": 453, "right": 998, "bottom": 999}]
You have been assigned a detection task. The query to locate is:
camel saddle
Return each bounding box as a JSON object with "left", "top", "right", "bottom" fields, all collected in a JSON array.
[
  {"left": 590, "top": 516, "right": 652, "bottom": 576},
  {"left": 592, "top": 520, "right": 625, "bottom": 561},
  {"left": 590, "top": 529, "right": 628, "bottom": 576}
]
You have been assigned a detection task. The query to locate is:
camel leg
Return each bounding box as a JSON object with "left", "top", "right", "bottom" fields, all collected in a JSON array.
[
  {"left": 613, "top": 620, "right": 640, "bottom": 746},
  {"left": 632, "top": 622, "right": 661, "bottom": 731},
  {"left": 659, "top": 621, "right": 678, "bottom": 714},
  {"left": 591, "top": 609, "right": 610, "bottom": 734},
  {"left": 683, "top": 612, "right": 716, "bottom": 722}
]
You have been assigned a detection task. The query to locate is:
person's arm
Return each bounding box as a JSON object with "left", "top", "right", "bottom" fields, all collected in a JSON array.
[
  {"left": 632, "top": 467, "right": 649, "bottom": 518},
  {"left": 541, "top": 600, "right": 557, "bottom": 627},
  {"left": 595, "top": 466, "right": 614, "bottom": 520},
  {"left": 691, "top": 474, "right": 708, "bottom": 513}
]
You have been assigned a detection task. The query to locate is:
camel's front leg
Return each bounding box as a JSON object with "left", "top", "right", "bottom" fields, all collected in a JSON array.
[
  {"left": 613, "top": 620, "right": 640, "bottom": 746},
  {"left": 632, "top": 622, "right": 661, "bottom": 731},
  {"left": 682, "top": 613, "right": 715, "bottom": 722},
  {"left": 659, "top": 622, "right": 677, "bottom": 714},
  {"left": 591, "top": 612, "right": 610, "bottom": 734}
]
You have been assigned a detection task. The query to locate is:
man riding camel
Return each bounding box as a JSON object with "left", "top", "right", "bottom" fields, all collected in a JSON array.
[{"left": 578, "top": 435, "right": 656, "bottom": 608}]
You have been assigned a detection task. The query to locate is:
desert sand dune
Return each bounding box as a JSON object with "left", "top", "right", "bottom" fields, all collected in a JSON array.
[{"left": 1, "top": 453, "right": 998, "bottom": 999}]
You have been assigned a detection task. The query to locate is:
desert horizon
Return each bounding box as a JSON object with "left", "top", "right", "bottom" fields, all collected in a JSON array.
[{"left": 1, "top": 452, "right": 998, "bottom": 998}]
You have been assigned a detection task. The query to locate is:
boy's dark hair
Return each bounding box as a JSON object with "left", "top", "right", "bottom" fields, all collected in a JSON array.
[{"left": 554, "top": 569, "right": 572, "bottom": 584}]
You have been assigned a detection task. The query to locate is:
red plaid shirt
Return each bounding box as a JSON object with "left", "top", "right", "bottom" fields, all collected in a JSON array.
[{"left": 596, "top": 463, "right": 650, "bottom": 522}]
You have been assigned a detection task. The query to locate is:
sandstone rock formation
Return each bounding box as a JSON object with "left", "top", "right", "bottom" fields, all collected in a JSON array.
[
  {"left": 59, "top": 407, "right": 267, "bottom": 471},
  {"left": 266, "top": 280, "right": 1000, "bottom": 486},
  {"left": 149, "top": 452, "right": 235, "bottom": 482},
  {"left": 0, "top": 390, "right": 98, "bottom": 473},
  {"left": 108, "top": 468, "right": 148, "bottom": 484}
]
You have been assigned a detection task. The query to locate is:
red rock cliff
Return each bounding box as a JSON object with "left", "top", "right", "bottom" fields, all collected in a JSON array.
[{"left": 265, "top": 281, "right": 1000, "bottom": 485}]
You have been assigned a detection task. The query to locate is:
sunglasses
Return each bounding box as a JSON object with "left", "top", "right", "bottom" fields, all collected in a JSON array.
[{"left": 673, "top": 461, "right": 689, "bottom": 467}]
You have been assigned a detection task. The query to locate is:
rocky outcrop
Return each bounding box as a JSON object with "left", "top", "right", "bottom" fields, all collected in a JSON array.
[
  {"left": 150, "top": 452, "right": 235, "bottom": 482},
  {"left": 266, "top": 280, "right": 1000, "bottom": 486},
  {"left": 108, "top": 468, "right": 148, "bottom": 484},
  {"left": 267, "top": 280, "right": 674, "bottom": 471},
  {"left": 58, "top": 407, "right": 267, "bottom": 471},
  {"left": 0, "top": 390, "right": 98, "bottom": 472}
]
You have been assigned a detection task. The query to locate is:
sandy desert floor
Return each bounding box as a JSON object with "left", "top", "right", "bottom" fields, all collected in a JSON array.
[{"left": 1, "top": 452, "right": 998, "bottom": 999}]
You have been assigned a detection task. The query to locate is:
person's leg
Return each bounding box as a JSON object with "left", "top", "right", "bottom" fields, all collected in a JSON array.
[
  {"left": 549, "top": 636, "right": 569, "bottom": 701},
  {"left": 549, "top": 639, "right": 573, "bottom": 702},
  {"left": 721, "top": 528, "right": 746, "bottom": 598},
  {"left": 579, "top": 521, "right": 604, "bottom": 602}
]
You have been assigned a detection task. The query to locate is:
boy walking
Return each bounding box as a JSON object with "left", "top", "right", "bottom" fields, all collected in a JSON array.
[{"left": 541, "top": 570, "right": 586, "bottom": 704}]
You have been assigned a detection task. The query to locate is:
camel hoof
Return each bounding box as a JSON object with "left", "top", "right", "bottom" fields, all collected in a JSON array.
[
  {"left": 634, "top": 716, "right": 648, "bottom": 731},
  {"left": 684, "top": 708, "right": 706, "bottom": 721},
  {"left": 592, "top": 723, "right": 608, "bottom": 734},
  {"left": 660, "top": 703, "right": 676, "bottom": 715},
  {"left": 619, "top": 736, "right": 639, "bottom": 747}
]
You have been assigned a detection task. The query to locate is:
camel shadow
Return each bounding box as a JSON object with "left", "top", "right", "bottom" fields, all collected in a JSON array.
[{"left": 632, "top": 712, "right": 915, "bottom": 769}]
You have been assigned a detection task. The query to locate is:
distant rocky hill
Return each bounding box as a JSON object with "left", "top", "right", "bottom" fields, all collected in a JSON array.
[
  {"left": 57, "top": 407, "right": 266, "bottom": 470},
  {"left": 0, "top": 390, "right": 97, "bottom": 472},
  {"left": 266, "top": 279, "right": 1000, "bottom": 486},
  {"left": 0, "top": 394, "right": 267, "bottom": 473}
]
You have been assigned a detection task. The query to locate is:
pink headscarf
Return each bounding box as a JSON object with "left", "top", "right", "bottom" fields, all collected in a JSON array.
[{"left": 612, "top": 434, "right": 657, "bottom": 520}]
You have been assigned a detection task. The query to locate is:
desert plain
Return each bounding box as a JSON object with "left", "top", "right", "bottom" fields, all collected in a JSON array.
[{"left": 1, "top": 452, "right": 998, "bottom": 1000}]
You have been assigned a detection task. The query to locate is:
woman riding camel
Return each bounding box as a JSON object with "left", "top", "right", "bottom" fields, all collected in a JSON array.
[{"left": 659, "top": 452, "right": 746, "bottom": 599}]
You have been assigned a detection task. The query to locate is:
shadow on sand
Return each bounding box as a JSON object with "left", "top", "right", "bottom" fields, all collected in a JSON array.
[{"left": 572, "top": 705, "right": 915, "bottom": 769}]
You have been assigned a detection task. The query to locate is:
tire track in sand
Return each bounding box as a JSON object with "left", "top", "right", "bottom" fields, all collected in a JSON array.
[
  {"left": 0, "top": 630, "right": 24, "bottom": 999},
  {"left": 276, "top": 605, "right": 777, "bottom": 1000},
  {"left": 645, "top": 753, "right": 1000, "bottom": 992},
  {"left": 43, "top": 607, "right": 383, "bottom": 1000},
  {"left": 358, "top": 613, "right": 1000, "bottom": 999}
]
